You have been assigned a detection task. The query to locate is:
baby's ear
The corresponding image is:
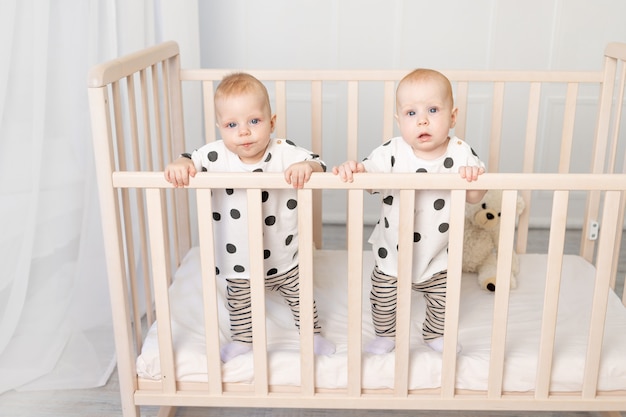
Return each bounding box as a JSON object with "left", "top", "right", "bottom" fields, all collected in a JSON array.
[
  {"left": 450, "top": 107, "right": 458, "bottom": 128},
  {"left": 270, "top": 114, "right": 277, "bottom": 133}
]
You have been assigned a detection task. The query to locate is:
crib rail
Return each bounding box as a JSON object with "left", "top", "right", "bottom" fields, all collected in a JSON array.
[
  {"left": 87, "top": 41, "right": 626, "bottom": 416},
  {"left": 119, "top": 171, "right": 626, "bottom": 412},
  {"left": 87, "top": 40, "right": 626, "bottom": 261}
]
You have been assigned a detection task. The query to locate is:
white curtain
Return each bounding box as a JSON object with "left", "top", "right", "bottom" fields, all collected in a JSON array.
[{"left": 0, "top": 0, "right": 199, "bottom": 393}]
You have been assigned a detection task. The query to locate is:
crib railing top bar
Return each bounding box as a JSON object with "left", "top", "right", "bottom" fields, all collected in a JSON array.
[
  {"left": 111, "top": 171, "right": 626, "bottom": 191},
  {"left": 605, "top": 42, "right": 626, "bottom": 61},
  {"left": 88, "top": 41, "right": 180, "bottom": 87},
  {"left": 87, "top": 39, "right": 620, "bottom": 89},
  {"left": 180, "top": 68, "right": 603, "bottom": 83}
]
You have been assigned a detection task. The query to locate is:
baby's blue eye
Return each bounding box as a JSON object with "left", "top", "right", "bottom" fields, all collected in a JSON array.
[
  {"left": 429, "top": 107, "right": 438, "bottom": 113},
  {"left": 408, "top": 111, "right": 415, "bottom": 116},
  {"left": 250, "top": 119, "right": 260, "bottom": 125},
  {"left": 227, "top": 122, "right": 237, "bottom": 128}
]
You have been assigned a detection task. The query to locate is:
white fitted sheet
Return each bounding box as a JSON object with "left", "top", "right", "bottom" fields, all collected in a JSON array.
[{"left": 137, "top": 248, "right": 626, "bottom": 392}]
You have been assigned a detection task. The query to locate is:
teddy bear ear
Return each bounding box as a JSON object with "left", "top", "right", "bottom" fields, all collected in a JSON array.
[{"left": 516, "top": 195, "right": 526, "bottom": 215}]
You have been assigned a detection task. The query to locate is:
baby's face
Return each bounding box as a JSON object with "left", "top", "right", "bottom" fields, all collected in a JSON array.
[
  {"left": 216, "top": 92, "right": 275, "bottom": 164},
  {"left": 395, "top": 78, "right": 457, "bottom": 160}
]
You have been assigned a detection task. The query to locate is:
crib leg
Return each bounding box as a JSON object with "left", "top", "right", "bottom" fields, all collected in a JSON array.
[{"left": 156, "top": 406, "right": 177, "bottom": 417}]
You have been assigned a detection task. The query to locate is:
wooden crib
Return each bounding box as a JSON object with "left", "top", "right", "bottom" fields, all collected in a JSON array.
[{"left": 88, "top": 41, "right": 626, "bottom": 416}]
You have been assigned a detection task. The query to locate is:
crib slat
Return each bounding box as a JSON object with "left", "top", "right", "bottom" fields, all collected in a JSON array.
[
  {"left": 161, "top": 63, "right": 174, "bottom": 172},
  {"left": 535, "top": 190, "right": 569, "bottom": 399},
  {"left": 111, "top": 81, "right": 127, "bottom": 163},
  {"left": 607, "top": 65, "right": 626, "bottom": 174},
  {"left": 608, "top": 66, "right": 626, "bottom": 291},
  {"left": 161, "top": 61, "right": 174, "bottom": 155},
  {"left": 522, "top": 83, "right": 541, "bottom": 174},
  {"left": 146, "top": 188, "right": 176, "bottom": 394},
  {"left": 275, "top": 80, "right": 287, "bottom": 138},
  {"left": 487, "top": 190, "right": 518, "bottom": 398},
  {"left": 151, "top": 63, "right": 165, "bottom": 170},
  {"left": 516, "top": 83, "right": 542, "bottom": 254},
  {"left": 347, "top": 81, "right": 359, "bottom": 160},
  {"left": 347, "top": 189, "right": 364, "bottom": 397},
  {"left": 311, "top": 81, "right": 323, "bottom": 154},
  {"left": 440, "top": 190, "right": 465, "bottom": 398},
  {"left": 606, "top": 43, "right": 626, "bottom": 303},
  {"left": 111, "top": 80, "right": 127, "bottom": 168},
  {"left": 454, "top": 81, "right": 468, "bottom": 140},
  {"left": 581, "top": 54, "right": 618, "bottom": 262},
  {"left": 139, "top": 69, "right": 154, "bottom": 171},
  {"left": 246, "top": 189, "right": 270, "bottom": 396},
  {"left": 203, "top": 81, "right": 216, "bottom": 143},
  {"left": 311, "top": 81, "right": 323, "bottom": 249},
  {"left": 383, "top": 81, "right": 395, "bottom": 142},
  {"left": 167, "top": 52, "right": 183, "bottom": 157},
  {"left": 582, "top": 190, "right": 622, "bottom": 399},
  {"left": 394, "top": 189, "right": 415, "bottom": 397},
  {"left": 165, "top": 55, "right": 192, "bottom": 265},
  {"left": 161, "top": 201, "right": 173, "bottom": 288},
  {"left": 558, "top": 83, "right": 579, "bottom": 173},
  {"left": 488, "top": 82, "right": 505, "bottom": 172},
  {"left": 297, "top": 189, "right": 316, "bottom": 395},
  {"left": 196, "top": 190, "right": 223, "bottom": 395},
  {"left": 615, "top": 195, "right": 626, "bottom": 295}
]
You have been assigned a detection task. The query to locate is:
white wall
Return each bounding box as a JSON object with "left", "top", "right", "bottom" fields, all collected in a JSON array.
[
  {"left": 196, "top": 0, "right": 626, "bottom": 225},
  {"left": 199, "top": 1, "right": 625, "bottom": 70}
]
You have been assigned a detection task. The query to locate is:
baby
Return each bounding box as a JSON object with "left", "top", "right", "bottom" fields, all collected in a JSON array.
[
  {"left": 333, "top": 69, "right": 486, "bottom": 354},
  {"left": 165, "top": 72, "right": 335, "bottom": 362}
]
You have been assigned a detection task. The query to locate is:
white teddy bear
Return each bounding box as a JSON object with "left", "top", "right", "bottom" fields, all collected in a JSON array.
[{"left": 462, "top": 190, "right": 525, "bottom": 292}]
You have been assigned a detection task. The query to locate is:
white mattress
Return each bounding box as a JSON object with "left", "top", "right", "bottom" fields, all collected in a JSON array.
[{"left": 137, "top": 248, "right": 626, "bottom": 392}]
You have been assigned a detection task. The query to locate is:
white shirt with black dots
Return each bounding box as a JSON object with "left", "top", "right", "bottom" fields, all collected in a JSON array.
[
  {"left": 188, "top": 138, "right": 325, "bottom": 279},
  {"left": 362, "top": 136, "right": 485, "bottom": 283}
]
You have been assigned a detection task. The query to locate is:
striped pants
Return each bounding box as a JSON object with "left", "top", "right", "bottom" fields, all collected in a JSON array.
[
  {"left": 225, "top": 265, "right": 322, "bottom": 344},
  {"left": 370, "top": 266, "right": 448, "bottom": 342}
]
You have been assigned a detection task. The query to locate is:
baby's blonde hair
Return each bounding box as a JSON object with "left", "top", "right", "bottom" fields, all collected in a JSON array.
[
  {"left": 214, "top": 72, "right": 272, "bottom": 113},
  {"left": 396, "top": 68, "right": 454, "bottom": 108}
]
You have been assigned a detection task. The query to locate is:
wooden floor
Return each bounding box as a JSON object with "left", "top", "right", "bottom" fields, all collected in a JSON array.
[{"left": 1, "top": 226, "right": 625, "bottom": 417}]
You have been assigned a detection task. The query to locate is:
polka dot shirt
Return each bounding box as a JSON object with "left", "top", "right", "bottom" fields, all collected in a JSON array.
[
  {"left": 187, "top": 138, "right": 326, "bottom": 279},
  {"left": 362, "top": 136, "right": 485, "bottom": 283}
]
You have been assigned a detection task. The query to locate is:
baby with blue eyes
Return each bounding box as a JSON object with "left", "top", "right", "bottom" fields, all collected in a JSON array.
[
  {"left": 165, "top": 72, "right": 334, "bottom": 362},
  {"left": 333, "top": 68, "right": 486, "bottom": 355}
]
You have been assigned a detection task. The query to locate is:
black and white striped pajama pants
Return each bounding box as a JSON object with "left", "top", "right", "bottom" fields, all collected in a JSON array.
[
  {"left": 225, "top": 265, "right": 322, "bottom": 344},
  {"left": 370, "top": 266, "right": 448, "bottom": 342}
]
